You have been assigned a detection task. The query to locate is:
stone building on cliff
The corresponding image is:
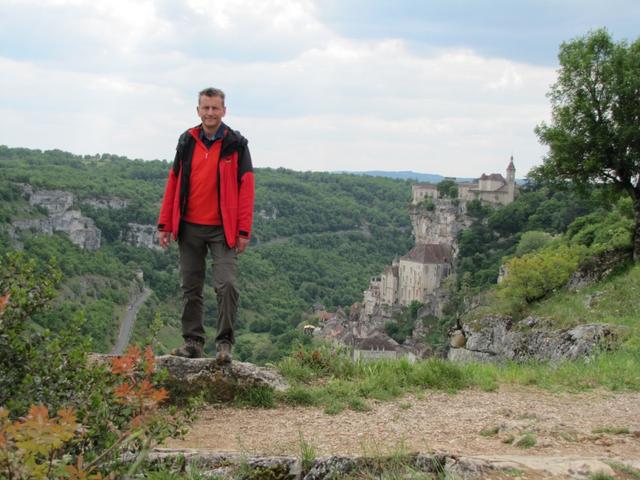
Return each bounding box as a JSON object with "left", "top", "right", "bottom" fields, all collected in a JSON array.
[
  {"left": 412, "top": 157, "right": 517, "bottom": 207},
  {"left": 363, "top": 158, "right": 518, "bottom": 317}
]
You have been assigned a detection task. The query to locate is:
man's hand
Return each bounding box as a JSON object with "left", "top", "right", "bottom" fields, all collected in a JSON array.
[
  {"left": 159, "top": 231, "right": 172, "bottom": 249},
  {"left": 236, "top": 237, "right": 250, "bottom": 254}
]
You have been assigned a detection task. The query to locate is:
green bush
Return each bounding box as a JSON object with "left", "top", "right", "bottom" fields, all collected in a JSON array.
[
  {"left": 515, "top": 231, "right": 554, "bottom": 256},
  {"left": 498, "top": 245, "right": 584, "bottom": 311}
]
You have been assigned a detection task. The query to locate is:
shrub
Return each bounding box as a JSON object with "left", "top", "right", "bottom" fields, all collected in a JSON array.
[
  {"left": 498, "top": 245, "right": 584, "bottom": 312},
  {"left": 0, "top": 345, "right": 192, "bottom": 478},
  {"left": 0, "top": 252, "right": 195, "bottom": 477},
  {"left": 515, "top": 231, "right": 554, "bottom": 256}
]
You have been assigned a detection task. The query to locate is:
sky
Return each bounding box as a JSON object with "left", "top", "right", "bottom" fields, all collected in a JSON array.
[{"left": 1, "top": 0, "right": 638, "bottom": 178}]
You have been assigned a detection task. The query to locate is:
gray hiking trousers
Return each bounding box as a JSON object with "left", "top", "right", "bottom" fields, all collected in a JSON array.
[{"left": 178, "top": 221, "right": 239, "bottom": 346}]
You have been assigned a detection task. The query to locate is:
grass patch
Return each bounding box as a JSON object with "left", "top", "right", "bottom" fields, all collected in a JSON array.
[
  {"left": 589, "top": 473, "right": 614, "bottom": 480},
  {"left": 298, "top": 432, "right": 317, "bottom": 474},
  {"left": 234, "top": 385, "right": 275, "bottom": 408},
  {"left": 592, "top": 426, "right": 630, "bottom": 435},
  {"left": 514, "top": 432, "right": 537, "bottom": 449},
  {"left": 324, "top": 401, "right": 345, "bottom": 415},
  {"left": 479, "top": 426, "right": 500, "bottom": 437},
  {"left": 557, "top": 430, "right": 579, "bottom": 442},
  {"left": 280, "top": 385, "right": 319, "bottom": 406},
  {"left": 348, "top": 397, "right": 372, "bottom": 412},
  {"left": 605, "top": 461, "right": 640, "bottom": 479}
]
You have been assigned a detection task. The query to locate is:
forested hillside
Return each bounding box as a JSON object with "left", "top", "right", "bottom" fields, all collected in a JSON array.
[{"left": 0, "top": 146, "right": 413, "bottom": 360}]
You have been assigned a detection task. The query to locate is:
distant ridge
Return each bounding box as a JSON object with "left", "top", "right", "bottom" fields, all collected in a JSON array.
[
  {"left": 339, "top": 170, "right": 525, "bottom": 185},
  {"left": 339, "top": 170, "right": 474, "bottom": 183}
]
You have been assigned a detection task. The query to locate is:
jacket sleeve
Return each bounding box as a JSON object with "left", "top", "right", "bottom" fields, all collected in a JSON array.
[
  {"left": 237, "top": 144, "right": 254, "bottom": 239},
  {"left": 157, "top": 168, "right": 178, "bottom": 232}
]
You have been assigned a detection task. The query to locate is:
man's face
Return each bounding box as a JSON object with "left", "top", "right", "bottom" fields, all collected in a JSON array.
[{"left": 197, "top": 95, "right": 226, "bottom": 132}]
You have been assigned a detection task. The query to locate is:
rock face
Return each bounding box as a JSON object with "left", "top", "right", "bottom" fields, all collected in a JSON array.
[
  {"left": 448, "top": 315, "right": 619, "bottom": 363},
  {"left": 567, "top": 247, "right": 631, "bottom": 291},
  {"left": 29, "top": 189, "right": 74, "bottom": 214},
  {"left": 90, "top": 354, "right": 288, "bottom": 403},
  {"left": 82, "top": 196, "right": 129, "bottom": 209},
  {"left": 410, "top": 200, "right": 469, "bottom": 254},
  {"left": 12, "top": 187, "right": 102, "bottom": 250},
  {"left": 125, "top": 223, "right": 162, "bottom": 250}
]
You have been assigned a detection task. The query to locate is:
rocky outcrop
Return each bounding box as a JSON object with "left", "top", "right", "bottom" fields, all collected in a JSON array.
[
  {"left": 567, "top": 247, "right": 632, "bottom": 291},
  {"left": 29, "top": 189, "right": 74, "bottom": 214},
  {"left": 448, "top": 315, "right": 619, "bottom": 363},
  {"left": 82, "top": 196, "right": 129, "bottom": 209},
  {"left": 409, "top": 199, "right": 469, "bottom": 255},
  {"left": 158, "top": 356, "right": 288, "bottom": 402},
  {"left": 124, "top": 223, "right": 161, "bottom": 250},
  {"left": 145, "top": 449, "right": 620, "bottom": 479},
  {"left": 90, "top": 354, "right": 288, "bottom": 403},
  {"left": 12, "top": 187, "right": 102, "bottom": 250}
]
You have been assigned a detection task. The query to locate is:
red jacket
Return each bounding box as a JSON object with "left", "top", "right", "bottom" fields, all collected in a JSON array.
[{"left": 157, "top": 124, "right": 254, "bottom": 248}]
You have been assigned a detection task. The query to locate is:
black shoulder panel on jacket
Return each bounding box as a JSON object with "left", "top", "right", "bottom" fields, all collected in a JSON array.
[{"left": 172, "top": 129, "right": 195, "bottom": 175}]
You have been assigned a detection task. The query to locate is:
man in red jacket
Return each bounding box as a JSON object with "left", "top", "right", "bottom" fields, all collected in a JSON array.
[{"left": 157, "top": 87, "right": 254, "bottom": 363}]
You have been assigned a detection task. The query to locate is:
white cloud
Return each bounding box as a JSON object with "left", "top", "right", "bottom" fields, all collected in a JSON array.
[{"left": 0, "top": 0, "right": 556, "bottom": 177}]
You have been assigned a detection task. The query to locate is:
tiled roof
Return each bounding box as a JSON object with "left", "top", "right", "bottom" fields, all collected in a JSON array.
[{"left": 479, "top": 173, "right": 506, "bottom": 182}]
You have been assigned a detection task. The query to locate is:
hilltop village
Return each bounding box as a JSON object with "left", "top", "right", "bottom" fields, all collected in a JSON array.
[{"left": 316, "top": 158, "right": 518, "bottom": 359}]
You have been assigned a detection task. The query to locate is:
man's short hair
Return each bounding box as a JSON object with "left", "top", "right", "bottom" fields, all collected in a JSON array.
[{"left": 199, "top": 87, "right": 225, "bottom": 105}]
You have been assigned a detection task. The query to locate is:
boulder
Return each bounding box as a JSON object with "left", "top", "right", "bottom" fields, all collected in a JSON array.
[
  {"left": 157, "top": 355, "right": 288, "bottom": 402},
  {"left": 90, "top": 354, "right": 288, "bottom": 403},
  {"left": 448, "top": 316, "right": 619, "bottom": 363}
]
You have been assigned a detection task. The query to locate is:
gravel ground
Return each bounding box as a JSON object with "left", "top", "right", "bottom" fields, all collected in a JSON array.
[{"left": 165, "top": 386, "right": 640, "bottom": 461}]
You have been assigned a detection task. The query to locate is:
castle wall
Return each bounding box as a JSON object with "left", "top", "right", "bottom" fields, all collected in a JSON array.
[
  {"left": 398, "top": 260, "right": 450, "bottom": 306},
  {"left": 478, "top": 178, "right": 504, "bottom": 192},
  {"left": 411, "top": 184, "right": 438, "bottom": 204},
  {"left": 380, "top": 268, "right": 398, "bottom": 305}
]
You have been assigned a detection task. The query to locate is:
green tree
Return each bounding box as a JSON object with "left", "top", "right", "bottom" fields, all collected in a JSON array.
[
  {"left": 437, "top": 179, "right": 458, "bottom": 199},
  {"left": 533, "top": 29, "right": 640, "bottom": 259}
]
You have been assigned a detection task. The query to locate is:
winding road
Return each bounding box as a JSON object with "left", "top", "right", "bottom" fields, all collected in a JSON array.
[{"left": 111, "top": 287, "right": 152, "bottom": 355}]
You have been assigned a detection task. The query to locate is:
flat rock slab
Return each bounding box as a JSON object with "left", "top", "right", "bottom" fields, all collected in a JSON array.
[
  {"left": 157, "top": 355, "right": 288, "bottom": 402},
  {"left": 148, "top": 448, "right": 634, "bottom": 479},
  {"left": 90, "top": 354, "right": 288, "bottom": 403}
]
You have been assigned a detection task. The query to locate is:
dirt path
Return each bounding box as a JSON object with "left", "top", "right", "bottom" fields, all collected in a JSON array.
[{"left": 166, "top": 386, "right": 640, "bottom": 462}]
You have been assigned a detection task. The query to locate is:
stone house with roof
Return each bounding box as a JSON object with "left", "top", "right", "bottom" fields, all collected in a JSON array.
[{"left": 397, "top": 244, "right": 452, "bottom": 306}]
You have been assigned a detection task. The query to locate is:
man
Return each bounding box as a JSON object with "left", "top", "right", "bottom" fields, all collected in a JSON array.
[{"left": 157, "top": 87, "right": 254, "bottom": 363}]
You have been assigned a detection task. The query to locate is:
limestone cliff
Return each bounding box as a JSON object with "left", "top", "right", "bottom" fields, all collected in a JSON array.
[
  {"left": 409, "top": 199, "right": 469, "bottom": 256},
  {"left": 9, "top": 184, "right": 161, "bottom": 251},
  {"left": 12, "top": 188, "right": 102, "bottom": 250},
  {"left": 124, "top": 223, "right": 162, "bottom": 250}
]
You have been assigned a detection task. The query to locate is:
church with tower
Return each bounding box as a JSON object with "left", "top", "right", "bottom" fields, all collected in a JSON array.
[{"left": 412, "top": 156, "right": 517, "bottom": 207}]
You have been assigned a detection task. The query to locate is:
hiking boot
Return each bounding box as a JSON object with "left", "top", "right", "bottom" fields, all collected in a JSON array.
[
  {"left": 216, "top": 342, "right": 232, "bottom": 365},
  {"left": 171, "top": 338, "right": 204, "bottom": 359}
]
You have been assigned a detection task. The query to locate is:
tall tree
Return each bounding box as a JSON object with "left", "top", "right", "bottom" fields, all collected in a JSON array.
[{"left": 532, "top": 29, "right": 640, "bottom": 259}]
